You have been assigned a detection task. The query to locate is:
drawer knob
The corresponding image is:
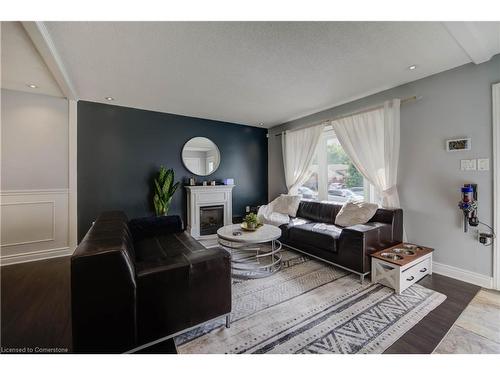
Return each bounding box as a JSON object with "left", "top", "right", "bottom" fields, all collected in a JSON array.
[
  {"left": 406, "top": 276, "right": 415, "bottom": 281},
  {"left": 420, "top": 268, "right": 427, "bottom": 273}
]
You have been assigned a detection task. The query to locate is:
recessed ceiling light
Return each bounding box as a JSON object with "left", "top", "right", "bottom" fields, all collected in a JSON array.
[
  {"left": 27, "top": 83, "right": 38, "bottom": 88},
  {"left": 259, "top": 122, "right": 264, "bottom": 126},
  {"left": 105, "top": 97, "right": 114, "bottom": 101},
  {"left": 408, "top": 65, "right": 417, "bottom": 70}
]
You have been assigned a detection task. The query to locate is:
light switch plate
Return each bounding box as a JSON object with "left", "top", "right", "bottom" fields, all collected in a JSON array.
[
  {"left": 461, "top": 159, "right": 476, "bottom": 171},
  {"left": 477, "top": 158, "right": 489, "bottom": 171}
]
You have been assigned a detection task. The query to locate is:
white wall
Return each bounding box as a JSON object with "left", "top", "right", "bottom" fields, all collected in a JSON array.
[
  {"left": 1, "top": 88, "right": 72, "bottom": 264},
  {"left": 2, "top": 89, "right": 68, "bottom": 189},
  {"left": 268, "top": 55, "right": 500, "bottom": 285}
]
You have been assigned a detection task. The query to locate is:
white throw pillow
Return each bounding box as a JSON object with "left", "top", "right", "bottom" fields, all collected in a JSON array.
[
  {"left": 272, "top": 194, "right": 302, "bottom": 217},
  {"left": 334, "top": 201, "right": 378, "bottom": 227}
]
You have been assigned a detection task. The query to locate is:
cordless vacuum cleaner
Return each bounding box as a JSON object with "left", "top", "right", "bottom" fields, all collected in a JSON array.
[{"left": 458, "top": 184, "right": 478, "bottom": 233}]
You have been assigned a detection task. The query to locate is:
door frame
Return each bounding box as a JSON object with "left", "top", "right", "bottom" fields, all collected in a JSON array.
[{"left": 493, "top": 82, "right": 500, "bottom": 290}]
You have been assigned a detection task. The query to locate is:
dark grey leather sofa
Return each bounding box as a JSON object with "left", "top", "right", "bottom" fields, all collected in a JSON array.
[
  {"left": 279, "top": 200, "right": 403, "bottom": 280},
  {"left": 71, "top": 211, "right": 231, "bottom": 353}
]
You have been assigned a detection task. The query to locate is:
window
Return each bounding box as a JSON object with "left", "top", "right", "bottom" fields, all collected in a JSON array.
[
  {"left": 299, "top": 127, "right": 378, "bottom": 204},
  {"left": 208, "top": 160, "right": 215, "bottom": 173},
  {"left": 297, "top": 154, "right": 319, "bottom": 200}
]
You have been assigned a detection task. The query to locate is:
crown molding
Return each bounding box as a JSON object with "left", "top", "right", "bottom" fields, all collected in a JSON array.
[
  {"left": 443, "top": 22, "right": 500, "bottom": 64},
  {"left": 21, "top": 21, "right": 78, "bottom": 100}
]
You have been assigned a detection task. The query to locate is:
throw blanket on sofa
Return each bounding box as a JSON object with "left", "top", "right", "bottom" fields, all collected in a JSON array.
[
  {"left": 257, "top": 204, "right": 290, "bottom": 227},
  {"left": 257, "top": 195, "right": 301, "bottom": 227}
]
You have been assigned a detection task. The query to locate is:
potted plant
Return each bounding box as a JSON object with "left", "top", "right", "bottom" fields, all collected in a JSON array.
[
  {"left": 153, "top": 166, "right": 180, "bottom": 216},
  {"left": 243, "top": 212, "right": 261, "bottom": 230}
]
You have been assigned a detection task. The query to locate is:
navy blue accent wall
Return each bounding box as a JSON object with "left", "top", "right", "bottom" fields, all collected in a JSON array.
[{"left": 77, "top": 101, "right": 268, "bottom": 241}]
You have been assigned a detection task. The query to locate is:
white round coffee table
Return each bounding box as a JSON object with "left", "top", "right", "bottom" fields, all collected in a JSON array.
[{"left": 217, "top": 224, "right": 282, "bottom": 279}]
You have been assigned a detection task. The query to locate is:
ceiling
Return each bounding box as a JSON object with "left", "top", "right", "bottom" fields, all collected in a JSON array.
[
  {"left": 3, "top": 22, "right": 500, "bottom": 128},
  {"left": 1, "top": 22, "right": 63, "bottom": 97}
]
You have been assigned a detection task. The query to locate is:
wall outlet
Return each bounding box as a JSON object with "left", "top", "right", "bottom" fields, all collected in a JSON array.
[
  {"left": 477, "top": 158, "right": 489, "bottom": 171},
  {"left": 460, "top": 159, "right": 476, "bottom": 171},
  {"left": 245, "top": 206, "right": 250, "bottom": 213}
]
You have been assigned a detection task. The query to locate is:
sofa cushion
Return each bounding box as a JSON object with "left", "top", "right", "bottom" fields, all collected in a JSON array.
[
  {"left": 134, "top": 231, "right": 204, "bottom": 263},
  {"left": 296, "top": 200, "right": 340, "bottom": 224},
  {"left": 288, "top": 222, "right": 342, "bottom": 253},
  {"left": 335, "top": 201, "right": 378, "bottom": 227},
  {"left": 129, "top": 215, "right": 183, "bottom": 242},
  {"left": 279, "top": 217, "right": 311, "bottom": 240},
  {"left": 135, "top": 238, "right": 231, "bottom": 344}
]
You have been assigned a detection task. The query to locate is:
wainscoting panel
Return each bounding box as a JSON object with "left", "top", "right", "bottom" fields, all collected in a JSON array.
[
  {"left": 2, "top": 201, "right": 55, "bottom": 246},
  {"left": 1, "top": 189, "right": 73, "bottom": 265}
]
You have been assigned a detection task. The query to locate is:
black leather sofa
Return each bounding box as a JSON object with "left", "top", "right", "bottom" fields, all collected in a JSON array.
[
  {"left": 279, "top": 200, "right": 403, "bottom": 280},
  {"left": 71, "top": 211, "right": 231, "bottom": 353}
]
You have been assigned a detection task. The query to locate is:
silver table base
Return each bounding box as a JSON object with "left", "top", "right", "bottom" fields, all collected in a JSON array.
[{"left": 218, "top": 239, "right": 283, "bottom": 279}]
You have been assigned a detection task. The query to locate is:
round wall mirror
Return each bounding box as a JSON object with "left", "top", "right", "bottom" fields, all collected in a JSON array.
[{"left": 182, "top": 137, "right": 221, "bottom": 176}]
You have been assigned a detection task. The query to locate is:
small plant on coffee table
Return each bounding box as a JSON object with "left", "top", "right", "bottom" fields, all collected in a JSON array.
[{"left": 244, "top": 212, "right": 260, "bottom": 230}]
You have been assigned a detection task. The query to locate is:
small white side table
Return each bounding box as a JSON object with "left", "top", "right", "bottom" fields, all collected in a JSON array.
[{"left": 371, "top": 243, "right": 433, "bottom": 294}]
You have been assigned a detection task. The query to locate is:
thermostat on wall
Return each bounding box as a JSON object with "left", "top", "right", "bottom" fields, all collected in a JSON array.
[{"left": 446, "top": 138, "right": 471, "bottom": 152}]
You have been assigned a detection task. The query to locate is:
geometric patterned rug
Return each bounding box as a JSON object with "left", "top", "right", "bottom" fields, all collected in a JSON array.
[{"left": 176, "top": 248, "right": 446, "bottom": 354}]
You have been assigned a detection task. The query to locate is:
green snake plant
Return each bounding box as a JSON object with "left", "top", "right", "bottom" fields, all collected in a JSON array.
[{"left": 153, "top": 166, "right": 180, "bottom": 216}]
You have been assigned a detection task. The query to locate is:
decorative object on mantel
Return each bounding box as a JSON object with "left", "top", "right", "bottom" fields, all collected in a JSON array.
[
  {"left": 202, "top": 181, "right": 207, "bottom": 186},
  {"left": 446, "top": 137, "right": 471, "bottom": 152},
  {"left": 223, "top": 178, "right": 234, "bottom": 185},
  {"left": 241, "top": 212, "right": 262, "bottom": 231},
  {"left": 152, "top": 166, "right": 180, "bottom": 216},
  {"left": 189, "top": 177, "right": 196, "bottom": 186},
  {"left": 210, "top": 181, "right": 216, "bottom": 186}
]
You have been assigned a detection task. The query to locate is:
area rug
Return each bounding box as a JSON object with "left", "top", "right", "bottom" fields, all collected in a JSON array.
[{"left": 175, "top": 248, "right": 446, "bottom": 354}]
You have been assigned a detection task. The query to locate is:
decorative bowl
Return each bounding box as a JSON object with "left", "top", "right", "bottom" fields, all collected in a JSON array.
[
  {"left": 403, "top": 244, "right": 418, "bottom": 250},
  {"left": 380, "top": 252, "right": 404, "bottom": 261},
  {"left": 392, "top": 248, "right": 416, "bottom": 256}
]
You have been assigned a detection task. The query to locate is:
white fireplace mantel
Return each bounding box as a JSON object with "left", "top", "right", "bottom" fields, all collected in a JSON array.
[{"left": 185, "top": 185, "right": 234, "bottom": 239}]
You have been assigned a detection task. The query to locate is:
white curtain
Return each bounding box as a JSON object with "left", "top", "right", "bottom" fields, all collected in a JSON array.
[
  {"left": 331, "top": 99, "right": 401, "bottom": 208},
  {"left": 282, "top": 124, "right": 325, "bottom": 195}
]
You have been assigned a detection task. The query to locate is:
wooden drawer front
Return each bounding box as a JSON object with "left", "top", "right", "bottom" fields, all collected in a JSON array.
[{"left": 400, "top": 257, "right": 431, "bottom": 292}]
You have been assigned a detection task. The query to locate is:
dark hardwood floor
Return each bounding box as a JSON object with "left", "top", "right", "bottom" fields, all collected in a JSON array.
[
  {"left": 1, "top": 257, "right": 72, "bottom": 353},
  {"left": 385, "top": 273, "right": 480, "bottom": 353},
  {"left": 0, "top": 256, "right": 480, "bottom": 354}
]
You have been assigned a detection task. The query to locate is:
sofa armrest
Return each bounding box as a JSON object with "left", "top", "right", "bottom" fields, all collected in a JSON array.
[
  {"left": 129, "top": 215, "right": 183, "bottom": 241},
  {"left": 338, "top": 222, "right": 395, "bottom": 274},
  {"left": 135, "top": 247, "right": 231, "bottom": 344},
  {"left": 339, "top": 223, "right": 382, "bottom": 251},
  {"left": 71, "top": 250, "right": 137, "bottom": 353},
  {"left": 369, "top": 208, "right": 403, "bottom": 243}
]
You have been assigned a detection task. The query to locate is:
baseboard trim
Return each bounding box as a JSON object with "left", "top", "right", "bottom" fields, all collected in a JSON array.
[
  {"left": 432, "top": 261, "right": 493, "bottom": 289},
  {"left": 1, "top": 247, "right": 74, "bottom": 266}
]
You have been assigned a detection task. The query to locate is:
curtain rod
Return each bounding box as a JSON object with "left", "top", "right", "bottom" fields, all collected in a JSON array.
[{"left": 274, "top": 95, "right": 422, "bottom": 136}]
